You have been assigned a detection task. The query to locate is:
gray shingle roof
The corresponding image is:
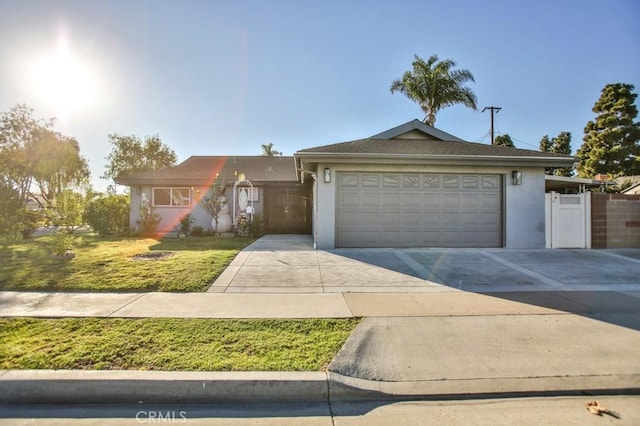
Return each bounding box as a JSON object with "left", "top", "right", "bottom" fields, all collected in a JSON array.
[
  {"left": 296, "top": 120, "right": 575, "bottom": 164},
  {"left": 116, "top": 156, "right": 298, "bottom": 186},
  {"left": 297, "top": 137, "right": 573, "bottom": 158}
]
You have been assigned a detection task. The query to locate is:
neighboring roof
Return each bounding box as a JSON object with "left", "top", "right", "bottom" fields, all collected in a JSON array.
[
  {"left": 622, "top": 182, "right": 640, "bottom": 194},
  {"left": 544, "top": 175, "right": 600, "bottom": 193},
  {"left": 116, "top": 156, "right": 299, "bottom": 186},
  {"left": 296, "top": 120, "right": 576, "bottom": 167}
]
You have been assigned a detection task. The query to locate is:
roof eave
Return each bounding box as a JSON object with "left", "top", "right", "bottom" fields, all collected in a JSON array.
[{"left": 295, "top": 152, "right": 576, "bottom": 167}]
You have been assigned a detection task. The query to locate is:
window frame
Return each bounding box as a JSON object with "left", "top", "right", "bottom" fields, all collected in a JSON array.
[{"left": 151, "top": 187, "right": 191, "bottom": 207}]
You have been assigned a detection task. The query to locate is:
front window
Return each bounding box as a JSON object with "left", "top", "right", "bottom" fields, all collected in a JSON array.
[{"left": 152, "top": 187, "right": 190, "bottom": 207}]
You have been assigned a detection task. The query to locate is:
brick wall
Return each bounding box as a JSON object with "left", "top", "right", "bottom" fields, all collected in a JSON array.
[{"left": 591, "top": 193, "right": 640, "bottom": 248}]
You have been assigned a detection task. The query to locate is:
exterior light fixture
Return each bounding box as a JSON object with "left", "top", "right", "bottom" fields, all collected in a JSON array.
[
  {"left": 324, "top": 168, "right": 331, "bottom": 183},
  {"left": 512, "top": 171, "right": 522, "bottom": 185}
]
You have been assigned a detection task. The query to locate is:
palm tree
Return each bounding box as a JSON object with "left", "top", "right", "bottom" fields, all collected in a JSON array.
[
  {"left": 261, "top": 142, "right": 281, "bottom": 156},
  {"left": 390, "top": 54, "right": 478, "bottom": 126}
]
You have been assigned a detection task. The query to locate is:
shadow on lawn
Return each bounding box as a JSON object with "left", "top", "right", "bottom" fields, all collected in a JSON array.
[
  {"left": 148, "top": 236, "right": 254, "bottom": 252},
  {"left": 0, "top": 237, "right": 79, "bottom": 291}
]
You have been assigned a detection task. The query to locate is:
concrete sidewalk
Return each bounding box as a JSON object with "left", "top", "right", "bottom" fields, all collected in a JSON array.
[{"left": 2, "top": 289, "right": 639, "bottom": 319}]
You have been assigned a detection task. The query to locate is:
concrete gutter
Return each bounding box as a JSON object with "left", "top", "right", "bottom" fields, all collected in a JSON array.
[{"left": 2, "top": 370, "right": 639, "bottom": 404}]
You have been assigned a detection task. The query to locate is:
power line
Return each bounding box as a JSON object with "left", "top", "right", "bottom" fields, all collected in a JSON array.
[{"left": 473, "top": 130, "right": 492, "bottom": 143}]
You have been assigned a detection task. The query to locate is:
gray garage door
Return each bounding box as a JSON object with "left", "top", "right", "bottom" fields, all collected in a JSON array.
[{"left": 336, "top": 173, "right": 503, "bottom": 248}]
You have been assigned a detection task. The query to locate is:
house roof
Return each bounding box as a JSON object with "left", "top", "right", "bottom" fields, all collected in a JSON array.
[
  {"left": 622, "top": 182, "right": 640, "bottom": 194},
  {"left": 116, "top": 156, "right": 299, "bottom": 186},
  {"left": 369, "top": 119, "right": 465, "bottom": 141},
  {"left": 296, "top": 119, "right": 576, "bottom": 167},
  {"left": 544, "top": 175, "right": 600, "bottom": 193}
]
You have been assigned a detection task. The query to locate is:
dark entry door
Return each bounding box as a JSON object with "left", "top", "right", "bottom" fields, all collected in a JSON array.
[{"left": 264, "top": 185, "right": 312, "bottom": 234}]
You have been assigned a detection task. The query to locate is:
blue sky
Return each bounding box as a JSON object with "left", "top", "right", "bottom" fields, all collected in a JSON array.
[{"left": 1, "top": 0, "right": 638, "bottom": 191}]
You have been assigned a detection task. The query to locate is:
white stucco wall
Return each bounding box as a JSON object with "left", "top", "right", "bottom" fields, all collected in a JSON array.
[
  {"left": 128, "top": 185, "right": 264, "bottom": 235},
  {"left": 312, "top": 163, "right": 546, "bottom": 249}
]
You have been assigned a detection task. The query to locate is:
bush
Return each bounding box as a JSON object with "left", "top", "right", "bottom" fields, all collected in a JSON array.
[
  {"left": 137, "top": 195, "right": 161, "bottom": 237},
  {"left": 236, "top": 214, "right": 264, "bottom": 238},
  {"left": 179, "top": 214, "right": 194, "bottom": 235},
  {"left": 49, "top": 230, "right": 74, "bottom": 256},
  {"left": 84, "top": 194, "right": 129, "bottom": 236},
  {"left": 191, "top": 226, "right": 204, "bottom": 237}
]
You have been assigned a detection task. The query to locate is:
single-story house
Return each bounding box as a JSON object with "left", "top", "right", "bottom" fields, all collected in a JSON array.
[
  {"left": 118, "top": 120, "right": 574, "bottom": 248},
  {"left": 295, "top": 120, "right": 574, "bottom": 249},
  {"left": 116, "top": 156, "right": 312, "bottom": 235}
]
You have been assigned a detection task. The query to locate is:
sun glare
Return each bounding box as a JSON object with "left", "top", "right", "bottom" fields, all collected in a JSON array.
[{"left": 30, "top": 35, "right": 98, "bottom": 120}]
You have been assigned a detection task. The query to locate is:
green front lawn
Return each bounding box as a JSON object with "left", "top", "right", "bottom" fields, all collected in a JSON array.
[
  {"left": 0, "top": 235, "right": 253, "bottom": 292},
  {"left": 0, "top": 318, "right": 359, "bottom": 371}
]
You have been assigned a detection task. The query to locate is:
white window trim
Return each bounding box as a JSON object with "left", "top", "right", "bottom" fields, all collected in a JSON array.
[{"left": 152, "top": 187, "right": 191, "bottom": 207}]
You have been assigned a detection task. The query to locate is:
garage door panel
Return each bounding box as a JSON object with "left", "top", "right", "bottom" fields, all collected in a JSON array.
[
  {"left": 381, "top": 192, "right": 401, "bottom": 208},
  {"left": 361, "top": 193, "right": 381, "bottom": 208},
  {"left": 336, "top": 172, "right": 502, "bottom": 248}
]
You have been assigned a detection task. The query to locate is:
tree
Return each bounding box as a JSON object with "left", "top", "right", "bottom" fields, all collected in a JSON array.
[
  {"left": 0, "top": 182, "right": 24, "bottom": 240},
  {"left": 545, "top": 132, "right": 573, "bottom": 176},
  {"left": 390, "top": 54, "right": 477, "bottom": 126},
  {"left": 261, "top": 142, "right": 281, "bottom": 156},
  {"left": 539, "top": 135, "right": 551, "bottom": 152},
  {"left": 52, "top": 189, "right": 87, "bottom": 233},
  {"left": 0, "top": 104, "right": 89, "bottom": 238},
  {"left": 32, "top": 130, "right": 90, "bottom": 205},
  {"left": 103, "top": 134, "right": 177, "bottom": 183},
  {"left": 493, "top": 134, "right": 514, "bottom": 147},
  {"left": 576, "top": 83, "right": 640, "bottom": 178},
  {"left": 0, "top": 104, "right": 54, "bottom": 203}
]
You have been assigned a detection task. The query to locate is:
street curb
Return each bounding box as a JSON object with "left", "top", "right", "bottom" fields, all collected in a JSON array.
[
  {"left": 0, "top": 370, "right": 328, "bottom": 404},
  {"left": 328, "top": 372, "right": 640, "bottom": 401},
  {"left": 2, "top": 370, "right": 640, "bottom": 404}
]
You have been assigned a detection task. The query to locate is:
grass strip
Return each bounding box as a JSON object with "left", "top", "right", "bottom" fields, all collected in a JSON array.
[
  {"left": 0, "top": 318, "right": 359, "bottom": 371},
  {"left": 0, "top": 236, "right": 253, "bottom": 292}
]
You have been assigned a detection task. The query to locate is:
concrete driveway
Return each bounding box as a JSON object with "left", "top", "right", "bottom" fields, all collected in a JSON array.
[{"left": 209, "top": 235, "right": 640, "bottom": 293}]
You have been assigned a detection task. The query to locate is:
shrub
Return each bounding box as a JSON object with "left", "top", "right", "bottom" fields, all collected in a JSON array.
[
  {"left": 49, "top": 230, "right": 74, "bottom": 256},
  {"left": 191, "top": 225, "right": 204, "bottom": 237},
  {"left": 179, "top": 214, "right": 194, "bottom": 235},
  {"left": 137, "top": 195, "right": 161, "bottom": 237},
  {"left": 84, "top": 194, "right": 129, "bottom": 236}
]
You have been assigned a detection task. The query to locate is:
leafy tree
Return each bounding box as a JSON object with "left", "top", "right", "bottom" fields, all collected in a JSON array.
[
  {"left": 84, "top": 192, "right": 129, "bottom": 236},
  {"left": 576, "top": 83, "right": 640, "bottom": 178},
  {"left": 261, "top": 142, "right": 282, "bottom": 156},
  {"left": 32, "top": 130, "right": 90, "bottom": 205},
  {"left": 390, "top": 54, "right": 477, "bottom": 126},
  {"left": 0, "top": 105, "right": 89, "bottom": 238},
  {"left": 0, "top": 182, "right": 24, "bottom": 240},
  {"left": 103, "top": 134, "right": 177, "bottom": 183},
  {"left": 52, "top": 189, "right": 87, "bottom": 233},
  {"left": 540, "top": 131, "right": 573, "bottom": 176},
  {"left": 539, "top": 135, "right": 551, "bottom": 152},
  {"left": 0, "top": 104, "right": 53, "bottom": 203},
  {"left": 493, "top": 134, "right": 514, "bottom": 147}
]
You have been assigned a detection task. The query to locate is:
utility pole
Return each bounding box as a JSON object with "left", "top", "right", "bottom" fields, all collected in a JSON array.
[{"left": 482, "top": 106, "right": 501, "bottom": 145}]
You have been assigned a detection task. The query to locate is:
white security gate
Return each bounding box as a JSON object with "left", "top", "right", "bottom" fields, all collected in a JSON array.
[{"left": 545, "top": 192, "right": 591, "bottom": 248}]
